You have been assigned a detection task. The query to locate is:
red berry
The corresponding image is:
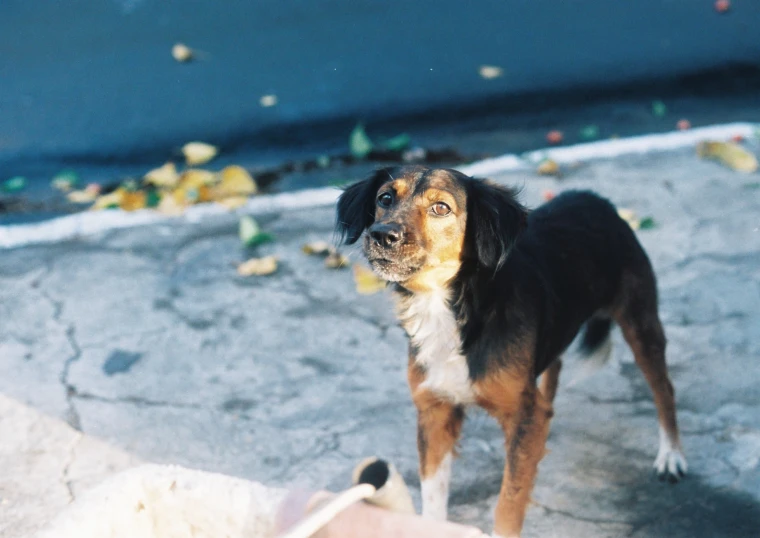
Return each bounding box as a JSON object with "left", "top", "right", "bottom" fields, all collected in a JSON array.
[
  {"left": 542, "top": 190, "right": 556, "bottom": 202},
  {"left": 731, "top": 134, "right": 744, "bottom": 143},
  {"left": 546, "top": 130, "right": 564, "bottom": 144},
  {"left": 715, "top": 0, "right": 730, "bottom": 13},
  {"left": 676, "top": 119, "right": 691, "bottom": 131}
]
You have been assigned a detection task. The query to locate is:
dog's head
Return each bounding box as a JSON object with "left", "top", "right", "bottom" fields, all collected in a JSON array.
[{"left": 336, "top": 166, "right": 527, "bottom": 291}]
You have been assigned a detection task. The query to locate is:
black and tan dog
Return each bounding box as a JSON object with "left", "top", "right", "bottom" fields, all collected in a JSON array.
[{"left": 336, "top": 166, "right": 686, "bottom": 537}]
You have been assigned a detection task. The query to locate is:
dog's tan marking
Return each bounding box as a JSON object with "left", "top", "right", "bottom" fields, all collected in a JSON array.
[
  {"left": 539, "top": 359, "right": 562, "bottom": 404},
  {"left": 474, "top": 368, "right": 552, "bottom": 537},
  {"left": 389, "top": 178, "right": 410, "bottom": 198}
]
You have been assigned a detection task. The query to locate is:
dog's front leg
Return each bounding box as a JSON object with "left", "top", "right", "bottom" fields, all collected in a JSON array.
[
  {"left": 409, "top": 363, "right": 465, "bottom": 520},
  {"left": 492, "top": 387, "right": 552, "bottom": 538}
]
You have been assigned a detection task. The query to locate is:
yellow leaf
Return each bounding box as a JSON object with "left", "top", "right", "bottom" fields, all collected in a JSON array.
[
  {"left": 182, "top": 142, "right": 218, "bottom": 166},
  {"left": 179, "top": 169, "right": 216, "bottom": 188},
  {"left": 237, "top": 256, "right": 278, "bottom": 277},
  {"left": 120, "top": 190, "right": 147, "bottom": 211},
  {"left": 216, "top": 196, "right": 249, "bottom": 210},
  {"left": 176, "top": 169, "right": 217, "bottom": 204},
  {"left": 536, "top": 159, "right": 560, "bottom": 176},
  {"left": 66, "top": 189, "right": 98, "bottom": 203},
  {"left": 92, "top": 189, "right": 124, "bottom": 210},
  {"left": 172, "top": 43, "right": 193, "bottom": 62},
  {"left": 353, "top": 264, "right": 386, "bottom": 295},
  {"left": 617, "top": 208, "right": 640, "bottom": 230},
  {"left": 697, "top": 140, "right": 759, "bottom": 173},
  {"left": 156, "top": 193, "right": 186, "bottom": 215},
  {"left": 211, "top": 165, "right": 257, "bottom": 198},
  {"left": 302, "top": 240, "right": 333, "bottom": 256},
  {"left": 325, "top": 251, "right": 349, "bottom": 269},
  {"left": 144, "top": 162, "right": 180, "bottom": 188},
  {"left": 479, "top": 65, "right": 504, "bottom": 79}
]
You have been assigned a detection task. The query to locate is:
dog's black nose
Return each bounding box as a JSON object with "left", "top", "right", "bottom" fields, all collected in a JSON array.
[{"left": 370, "top": 223, "right": 404, "bottom": 248}]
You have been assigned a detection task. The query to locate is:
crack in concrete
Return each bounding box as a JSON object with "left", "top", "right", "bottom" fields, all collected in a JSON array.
[
  {"left": 73, "top": 389, "right": 202, "bottom": 410},
  {"left": 533, "top": 501, "right": 630, "bottom": 527},
  {"left": 61, "top": 433, "right": 83, "bottom": 504}
]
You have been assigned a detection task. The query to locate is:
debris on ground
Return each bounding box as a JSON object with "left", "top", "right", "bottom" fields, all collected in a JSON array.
[
  {"left": 651, "top": 100, "right": 667, "bottom": 118},
  {"left": 676, "top": 119, "right": 691, "bottom": 131},
  {"left": 546, "top": 130, "right": 564, "bottom": 145},
  {"left": 478, "top": 65, "right": 504, "bottom": 79},
  {"left": 536, "top": 159, "right": 561, "bottom": 177},
  {"left": 2, "top": 177, "right": 27, "bottom": 193},
  {"left": 617, "top": 208, "right": 656, "bottom": 230},
  {"left": 237, "top": 255, "right": 278, "bottom": 276},
  {"left": 239, "top": 216, "right": 273, "bottom": 247},
  {"left": 172, "top": 43, "right": 194, "bottom": 62},
  {"left": 302, "top": 240, "right": 350, "bottom": 269},
  {"left": 182, "top": 142, "right": 218, "bottom": 166},
  {"left": 51, "top": 170, "right": 80, "bottom": 192},
  {"left": 260, "top": 95, "right": 278, "bottom": 107},
  {"left": 697, "top": 140, "right": 759, "bottom": 173},
  {"left": 353, "top": 264, "right": 386, "bottom": 295}
]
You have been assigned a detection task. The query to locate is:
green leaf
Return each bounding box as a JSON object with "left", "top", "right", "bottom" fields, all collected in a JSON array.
[
  {"left": 579, "top": 125, "right": 599, "bottom": 141},
  {"left": 382, "top": 133, "right": 411, "bottom": 151},
  {"left": 639, "top": 216, "right": 657, "bottom": 230},
  {"left": 651, "top": 100, "right": 667, "bottom": 118},
  {"left": 145, "top": 190, "right": 161, "bottom": 208},
  {"left": 2, "top": 176, "right": 26, "bottom": 192},
  {"left": 239, "top": 216, "right": 273, "bottom": 247},
  {"left": 51, "top": 170, "right": 79, "bottom": 191},
  {"left": 349, "top": 123, "right": 373, "bottom": 159}
]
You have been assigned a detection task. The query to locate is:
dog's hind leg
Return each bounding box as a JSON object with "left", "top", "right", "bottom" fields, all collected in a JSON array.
[
  {"left": 615, "top": 272, "right": 687, "bottom": 482},
  {"left": 539, "top": 359, "right": 562, "bottom": 405}
]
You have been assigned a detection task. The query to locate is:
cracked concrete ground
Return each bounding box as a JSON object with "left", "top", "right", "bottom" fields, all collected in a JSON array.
[{"left": 1, "top": 149, "right": 759, "bottom": 537}]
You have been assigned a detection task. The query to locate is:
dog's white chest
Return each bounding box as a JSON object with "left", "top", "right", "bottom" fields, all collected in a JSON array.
[{"left": 398, "top": 290, "right": 475, "bottom": 405}]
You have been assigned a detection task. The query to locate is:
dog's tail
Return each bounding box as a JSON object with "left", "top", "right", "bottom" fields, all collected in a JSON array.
[{"left": 567, "top": 316, "right": 614, "bottom": 387}]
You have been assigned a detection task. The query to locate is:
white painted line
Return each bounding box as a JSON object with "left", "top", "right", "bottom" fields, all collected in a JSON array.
[{"left": 1, "top": 122, "right": 756, "bottom": 249}]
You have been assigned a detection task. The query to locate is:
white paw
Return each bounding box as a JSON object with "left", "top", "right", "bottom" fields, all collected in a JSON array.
[{"left": 654, "top": 445, "right": 688, "bottom": 482}]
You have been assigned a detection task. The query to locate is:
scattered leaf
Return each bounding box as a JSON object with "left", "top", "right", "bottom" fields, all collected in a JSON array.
[
  {"left": 120, "top": 190, "right": 147, "bottom": 211},
  {"left": 651, "top": 100, "right": 667, "bottom": 118},
  {"left": 216, "top": 196, "right": 249, "bottom": 210},
  {"left": 316, "top": 155, "right": 331, "bottom": 168},
  {"left": 542, "top": 190, "right": 556, "bottom": 202},
  {"left": 353, "top": 264, "right": 385, "bottom": 295},
  {"left": 382, "top": 133, "right": 411, "bottom": 152},
  {"left": 2, "top": 176, "right": 26, "bottom": 192},
  {"left": 478, "top": 65, "right": 504, "bottom": 79},
  {"left": 579, "top": 125, "right": 599, "bottom": 141},
  {"left": 144, "top": 162, "right": 180, "bottom": 188},
  {"left": 676, "top": 119, "right": 691, "bottom": 131},
  {"left": 239, "top": 215, "right": 273, "bottom": 247},
  {"left": 697, "top": 141, "right": 759, "bottom": 173},
  {"left": 182, "top": 142, "right": 218, "bottom": 166},
  {"left": 67, "top": 189, "right": 98, "bottom": 203},
  {"left": 302, "top": 241, "right": 333, "bottom": 256},
  {"left": 156, "top": 193, "right": 185, "bottom": 215},
  {"left": 349, "top": 124, "right": 373, "bottom": 159},
  {"left": 52, "top": 170, "right": 79, "bottom": 191},
  {"left": 92, "top": 189, "right": 124, "bottom": 210},
  {"left": 639, "top": 217, "right": 657, "bottom": 230},
  {"left": 325, "top": 251, "right": 349, "bottom": 269},
  {"left": 715, "top": 0, "right": 730, "bottom": 13},
  {"left": 237, "top": 256, "right": 278, "bottom": 277},
  {"left": 259, "top": 94, "right": 278, "bottom": 107},
  {"left": 212, "top": 165, "right": 257, "bottom": 198},
  {"left": 617, "top": 208, "right": 640, "bottom": 230},
  {"left": 172, "top": 43, "right": 193, "bottom": 62},
  {"left": 731, "top": 134, "right": 745, "bottom": 143},
  {"left": 546, "top": 130, "right": 563, "bottom": 145},
  {"left": 536, "top": 159, "right": 560, "bottom": 176}
]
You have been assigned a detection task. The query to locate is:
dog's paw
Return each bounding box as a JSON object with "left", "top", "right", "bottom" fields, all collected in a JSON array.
[{"left": 654, "top": 446, "right": 688, "bottom": 483}]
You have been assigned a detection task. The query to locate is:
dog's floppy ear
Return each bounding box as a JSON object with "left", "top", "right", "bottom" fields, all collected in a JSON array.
[
  {"left": 464, "top": 178, "right": 528, "bottom": 270},
  {"left": 335, "top": 168, "right": 393, "bottom": 244}
]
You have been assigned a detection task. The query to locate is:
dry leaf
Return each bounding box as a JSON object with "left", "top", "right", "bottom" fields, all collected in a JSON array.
[
  {"left": 302, "top": 241, "right": 333, "bottom": 256},
  {"left": 697, "top": 140, "right": 759, "bottom": 173},
  {"left": 120, "top": 190, "right": 147, "bottom": 211},
  {"left": 182, "top": 142, "right": 218, "bottom": 166},
  {"left": 212, "top": 165, "right": 257, "bottom": 198},
  {"left": 237, "top": 256, "right": 278, "bottom": 276},
  {"left": 172, "top": 43, "right": 193, "bottom": 62},
  {"left": 617, "top": 208, "right": 640, "bottom": 230},
  {"left": 325, "top": 251, "right": 349, "bottom": 269},
  {"left": 66, "top": 189, "right": 98, "bottom": 203},
  {"left": 144, "top": 162, "right": 180, "bottom": 188},
  {"left": 353, "top": 264, "right": 386, "bottom": 295},
  {"left": 479, "top": 65, "right": 504, "bottom": 79},
  {"left": 260, "top": 95, "right": 278, "bottom": 107},
  {"left": 92, "top": 189, "right": 124, "bottom": 210},
  {"left": 216, "top": 196, "right": 249, "bottom": 210},
  {"left": 157, "top": 193, "right": 185, "bottom": 215},
  {"left": 536, "top": 159, "right": 560, "bottom": 176}
]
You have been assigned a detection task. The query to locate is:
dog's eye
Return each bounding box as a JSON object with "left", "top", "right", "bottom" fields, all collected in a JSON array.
[
  {"left": 430, "top": 202, "right": 451, "bottom": 216},
  {"left": 377, "top": 192, "right": 393, "bottom": 208}
]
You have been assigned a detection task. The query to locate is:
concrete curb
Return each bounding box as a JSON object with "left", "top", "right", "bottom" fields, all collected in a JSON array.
[{"left": 0, "top": 122, "right": 755, "bottom": 250}]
